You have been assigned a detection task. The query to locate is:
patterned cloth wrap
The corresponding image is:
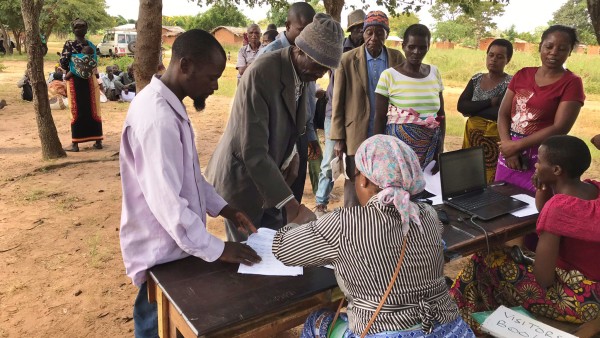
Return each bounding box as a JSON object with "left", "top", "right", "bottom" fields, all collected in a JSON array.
[
  {"left": 301, "top": 309, "right": 475, "bottom": 338},
  {"left": 387, "top": 106, "right": 440, "bottom": 129},
  {"left": 354, "top": 134, "right": 425, "bottom": 236},
  {"left": 69, "top": 44, "right": 97, "bottom": 80}
]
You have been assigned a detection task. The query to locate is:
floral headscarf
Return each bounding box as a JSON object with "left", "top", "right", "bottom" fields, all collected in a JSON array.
[{"left": 354, "top": 135, "right": 426, "bottom": 235}]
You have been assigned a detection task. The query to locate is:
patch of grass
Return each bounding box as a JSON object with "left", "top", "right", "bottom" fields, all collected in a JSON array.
[
  {"left": 214, "top": 65, "right": 239, "bottom": 98},
  {"left": 87, "top": 233, "right": 110, "bottom": 268},
  {"left": 0, "top": 62, "right": 5, "bottom": 72},
  {"left": 24, "top": 189, "right": 45, "bottom": 202},
  {"left": 57, "top": 196, "right": 80, "bottom": 211}
]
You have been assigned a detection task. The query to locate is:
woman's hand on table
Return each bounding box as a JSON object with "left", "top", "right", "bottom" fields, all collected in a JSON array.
[{"left": 219, "top": 242, "right": 261, "bottom": 265}]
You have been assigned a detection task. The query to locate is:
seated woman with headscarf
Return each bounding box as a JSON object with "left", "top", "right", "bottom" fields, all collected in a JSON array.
[
  {"left": 273, "top": 135, "right": 474, "bottom": 338},
  {"left": 48, "top": 71, "right": 68, "bottom": 110}
]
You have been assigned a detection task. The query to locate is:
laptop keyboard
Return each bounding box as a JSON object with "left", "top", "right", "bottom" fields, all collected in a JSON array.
[{"left": 451, "top": 190, "right": 507, "bottom": 210}]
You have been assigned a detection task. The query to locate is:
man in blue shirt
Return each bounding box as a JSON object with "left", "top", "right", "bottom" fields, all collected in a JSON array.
[{"left": 330, "top": 11, "right": 405, "bottom": 208}]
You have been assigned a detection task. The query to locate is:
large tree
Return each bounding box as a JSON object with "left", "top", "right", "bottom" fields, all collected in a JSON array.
[
  {"left": 21, "top": 0, "right": 66, "bottom": 159},
  {"left": 189, "top": 3, "right": 250, "bottom": 31},
  {"left": 0, "top": 0, "right": 24, "bottom": 54},
  {"left": 588, "top": 0, "right": 600, "bottom": 44},
  {"left": 39, "top": 0, "right": 113, "bottom": 41},
  {"left": 430, "top": 1, "right": 505, "bottom": 47},
  {"left": 551, "top": 0, "right": 596, "bottom": 45},
  {"left": 388, "top": 13, "right": 420, "bottom": 38}
]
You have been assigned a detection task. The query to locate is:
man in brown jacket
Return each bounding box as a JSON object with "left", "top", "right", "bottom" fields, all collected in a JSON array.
[
  {"left": 330, "top": 11, "right": 405, "bottom": 207},
  {"left": 206, "top": 14, "right": 344, "bottom": 241}
]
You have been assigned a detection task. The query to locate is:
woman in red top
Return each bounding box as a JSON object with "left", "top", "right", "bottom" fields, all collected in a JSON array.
[
  {"left": 450, "top": 135, "right": 600, "bottom": 334},
  {"left": 496, "top": 25, "right": 585, "bottom": 192}
]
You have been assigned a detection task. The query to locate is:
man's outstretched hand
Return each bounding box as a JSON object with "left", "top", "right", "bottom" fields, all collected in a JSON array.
[
  {"left": 220, "top": 205, "right": 257, "bottom": 235},
  {"left": 219, "top": 242, "right": 261, "bottom": 265}
]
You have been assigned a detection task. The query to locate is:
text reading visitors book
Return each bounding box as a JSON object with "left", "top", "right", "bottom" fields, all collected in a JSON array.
[{"left": 237, "top": 228, "right": 303, "bottom": 276}]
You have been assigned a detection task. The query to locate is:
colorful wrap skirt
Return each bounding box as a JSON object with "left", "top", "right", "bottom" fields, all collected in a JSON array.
[
  {"left": 495, "top": 132, "right": 537, "bottom": 193},
  {"left": 462, "top": 117, "right": 500, "bottom": 183},
  {"left": 449, "top": 248, "right": 600, "bottom": 335},
  {"left": 386, "top": 123, "right": 441, "bottom": 170},
  {"left": 300, "top": 308, "right": 475, "bottom": 338},
  {"left": 66, "top": 75, "right": 103, "bottom": 143}
]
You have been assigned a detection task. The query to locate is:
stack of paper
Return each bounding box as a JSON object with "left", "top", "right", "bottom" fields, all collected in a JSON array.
[
  {"left": 237, "top": 228, "right": 303, "bottom": 276},
  {"left": 510, "top": 194, "right": 539, "bottom": 217}
]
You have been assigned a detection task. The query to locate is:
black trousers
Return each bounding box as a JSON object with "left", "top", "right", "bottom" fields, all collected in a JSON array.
[{"left": 290, "top": 133, "right": 308, "bottom": 203}]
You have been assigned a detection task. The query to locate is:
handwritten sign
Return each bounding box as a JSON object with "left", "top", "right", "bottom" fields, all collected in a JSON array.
[{"left": 481, "top": 306, "right": 576, "bottom": 338}]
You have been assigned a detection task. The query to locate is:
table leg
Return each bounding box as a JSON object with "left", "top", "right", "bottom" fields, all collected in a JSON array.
[{"left": 156, "top": 284, "right": 171, "bottom": 337}]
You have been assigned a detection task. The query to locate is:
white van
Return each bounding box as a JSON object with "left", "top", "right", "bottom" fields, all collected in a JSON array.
[{"left": 97, "top": 29, "right": 137, "bottom": 57}]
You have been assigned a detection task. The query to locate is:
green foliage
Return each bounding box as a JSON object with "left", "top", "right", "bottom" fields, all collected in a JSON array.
[
  {"left": 39, "top": 0, "right": 114, "bottom": 39},
  {"left": 433, "top": 20, "right": 470, "bottom": 43},
  {"left": 431, "top": 1, "right": 505, "bottom": 44},
  {"left": 549, "top": 0, "right": 596, "bottom": 45},
  {"left": 388, "top": 13, "right": 420, "bottom": 38},
  {"left": 163, "top": 16, "right": 194, "bottom": 29},
  {"left": 187, "top": 3, "right": 250, "bottom": 31},
  {"left": 0, "top": 62, "right": 6, "bottom": 72},
  {"left": 266, "top": 4, "right": 288, "bottom": 27},
  {"left": 98, "top": 55, "right": 134, "bottom": 72}
]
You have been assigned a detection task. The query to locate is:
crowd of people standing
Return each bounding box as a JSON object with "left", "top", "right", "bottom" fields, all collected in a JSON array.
[{"left": 113, "top": 4, "right": 600, "bottom": 338}]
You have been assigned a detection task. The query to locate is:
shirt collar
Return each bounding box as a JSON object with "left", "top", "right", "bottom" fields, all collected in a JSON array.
[
  {"left": 365, "top": 46, "right": 386, "bottom": 61},
  {"left": 244, "top": 43, "right": 261, "bottom": 53},
  {"left": 148, "top": 75, "right": 189, "bottom": 121},
  {"left": 278, "top": 31, "right": 292, "bottom": 48}
]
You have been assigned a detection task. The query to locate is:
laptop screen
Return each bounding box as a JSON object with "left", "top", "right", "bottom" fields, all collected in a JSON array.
[{"left": 440, "top": 147, "right": 487, "bottom": 199}]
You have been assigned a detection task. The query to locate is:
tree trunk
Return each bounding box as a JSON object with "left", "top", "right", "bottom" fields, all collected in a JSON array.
[
  {"left": 323, "top": 0, "right": 344, "bottom": 23},
  {"left": 0, "top": 26, "right": 10, "bottom": 54},
  {"left": 21, "top": 0, "right": 66, "bottom": 160},
  {"left": 588, "top": 0, "right": 600, "bottom": 44},
  {"left": 12, "top": 29, "right": 22, "bottom": 54},
  {"left": 134, "top": 0, "right": 163, "bottom": 92}
]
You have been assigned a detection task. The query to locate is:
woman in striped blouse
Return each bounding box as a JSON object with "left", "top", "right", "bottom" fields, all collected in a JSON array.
[
  {"left": 273, "top": 135, "right": 474, "bottom": 338},
  {"left": 374, "top": 24, "right": 444, "bottom": 171}
]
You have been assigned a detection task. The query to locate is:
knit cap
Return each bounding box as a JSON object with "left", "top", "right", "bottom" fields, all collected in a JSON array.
[
  {"left": 295, "top": 13, "right": 344, "bottom": 69},
  {"left": 363, "top": 11, "right": 390, "bottom": 34}
]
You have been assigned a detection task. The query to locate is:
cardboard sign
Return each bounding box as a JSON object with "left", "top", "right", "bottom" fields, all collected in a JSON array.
[{"left": 481, "top": 306, "right": 577, "bottom": 338}]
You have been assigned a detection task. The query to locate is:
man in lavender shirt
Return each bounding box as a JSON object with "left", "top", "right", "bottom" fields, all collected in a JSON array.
[{"left": 119, "top": 30, "right": 261, "bottom": 338}]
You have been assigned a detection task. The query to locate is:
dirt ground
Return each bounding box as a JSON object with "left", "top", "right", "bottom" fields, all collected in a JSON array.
[{"left": 0, "top": 58, "right": 598, "bottom": 338}]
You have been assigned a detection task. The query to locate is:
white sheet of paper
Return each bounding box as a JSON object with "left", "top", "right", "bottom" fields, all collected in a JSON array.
[
  {"left": 510, "top": 194, "right": 539, "bottom": 217},
  {"left": 423, "top": 161, "right": 443, "bottom": 205},
  {"left": 481, "top": 305, "right": 576, "bottom": 338},
  {"left": 238, "top": 228, "right": 303, "bottom": 276}
]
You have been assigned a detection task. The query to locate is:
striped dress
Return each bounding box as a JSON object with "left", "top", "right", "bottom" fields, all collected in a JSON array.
[
  {"left": 272, "top": 197, "right": 460, "bottom": 335},
  {"left": 375, "top": 66, "right": 444, "bottom": 169}
]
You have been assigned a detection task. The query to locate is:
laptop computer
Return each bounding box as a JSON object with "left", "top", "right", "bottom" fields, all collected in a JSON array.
[{"left": 439, "top": 147, "right": 528, "bottom": 220}]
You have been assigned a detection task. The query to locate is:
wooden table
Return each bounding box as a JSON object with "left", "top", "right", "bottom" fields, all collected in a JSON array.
[
  {"left": 147, "top": 184, "right": 538, "bottom": 338},
  {"left": 438, "top": 184, "right": 538, "bottom": 259},
  {"left": 147, "top": 258, "right": 340, "bottom": 338}
]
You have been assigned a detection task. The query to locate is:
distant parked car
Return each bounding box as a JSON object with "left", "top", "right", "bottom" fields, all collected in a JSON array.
[{"left": 97, "top": 30, "right": 137, "bottom": 57}]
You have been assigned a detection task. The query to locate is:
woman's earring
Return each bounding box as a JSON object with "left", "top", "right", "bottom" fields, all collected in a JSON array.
[{"left": 360, "top": 184, "right": 365, "bottom": 187}]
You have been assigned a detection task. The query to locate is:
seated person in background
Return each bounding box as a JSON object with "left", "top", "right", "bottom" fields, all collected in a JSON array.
[
  {"left": 273, "top": 135, "right": 475, "bottom": 338},
  {"left": 48, "top": 64, "right": 64, "bottom": 83},
  {"left": 458, "top": 39, "right": 513, "bottom": 183},
  {"left": 262, "top": 29, "right": 279, "bottom": 47},
  {"left": 115, "top": 65, "right": 136, "bottom": 102},
  {"left": 48, "top": 71, "right": 68, "bottom": 110},
  {"left": 99, "top": 65, "right": 119, "bottom": 101},
  {"left": 17, "top": 73, "right": 33, "bottom": 101},
  {"left": 450, "top": 135, "right": 600, "bottom": 334},
  {"left": 112, "top": 64, "right": 121, "bottom": 77}
]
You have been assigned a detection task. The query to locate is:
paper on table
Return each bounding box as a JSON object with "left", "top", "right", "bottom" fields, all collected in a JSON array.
[
  {"left": 510, "top": 194, "right": 539, "bottom": 217},
  {"left": 423, "top": 161, "right": 443, "bottom": 205},
  {"left": 481, "top": 305, "right": 576, "bottom": 338},
  {"left": 238, "top": 228, "right": 303, "bottom": 276}
]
